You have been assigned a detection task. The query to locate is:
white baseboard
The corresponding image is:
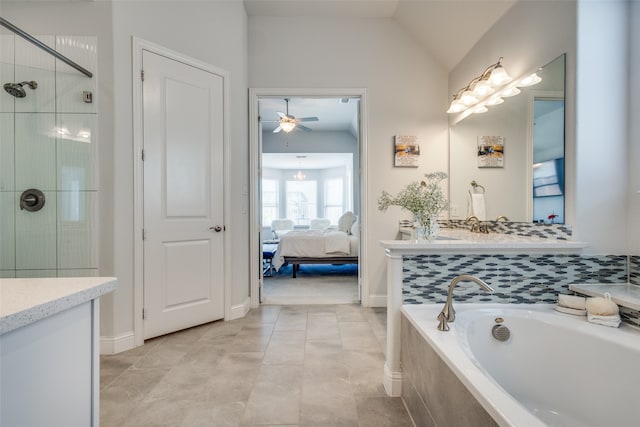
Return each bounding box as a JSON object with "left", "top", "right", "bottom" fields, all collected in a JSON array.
[
  {"left": 100, "top": 331, "right": 135, "bottom": 355},
  {"left": 384, "top": 362, "right": 403, "bottom": 397},
  {"left": 229, "top": 297, "right": 251, "bottom": 320},
  {"left": 366, "top": 294, "right": 388, "bottom": 307}
]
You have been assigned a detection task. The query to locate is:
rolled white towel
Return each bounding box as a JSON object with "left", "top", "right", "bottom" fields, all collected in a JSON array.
[
  {"left": 558, "top": 294, "right": 586, "bottom": 310},
  {"left": 585, "top": 293, "right": 619, "bottom": 316}
]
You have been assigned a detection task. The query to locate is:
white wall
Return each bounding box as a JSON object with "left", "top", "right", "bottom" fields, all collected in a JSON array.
[
  {"left": 4, "top": 1, "right": 249, "bottom": 342},
  {"left": 1, "top": 0, "right": 116, "bottom": 335},
  {"left": 110, "top": 1, "right": 248, "bottom": 338},
  {"left": 575, "top": 0, "right": 628, "bottom": 254},
  {"left": 249, "top": 16, "right": 449, "bottom": 304}
]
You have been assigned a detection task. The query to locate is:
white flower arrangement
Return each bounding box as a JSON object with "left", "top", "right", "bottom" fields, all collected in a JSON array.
[{"left": 378, "top": 171, "right": 449, "bottom": 227}]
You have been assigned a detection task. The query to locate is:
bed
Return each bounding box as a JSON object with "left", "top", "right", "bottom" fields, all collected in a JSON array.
[{"left": 272, "top": 229, "right": 358, "bottom": 278}]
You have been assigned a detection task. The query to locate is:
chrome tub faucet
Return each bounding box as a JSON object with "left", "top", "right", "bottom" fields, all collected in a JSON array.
[{"left": 437, "top": 275, "right": 494, "bottom": 331}]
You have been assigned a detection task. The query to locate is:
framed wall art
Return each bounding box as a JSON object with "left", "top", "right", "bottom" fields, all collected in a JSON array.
[
  {"left": 394, "top": 135, "right": 420, "bottom": 167},
  {"left": 477, "top": 135, "right": 504, "bottom": 168}
]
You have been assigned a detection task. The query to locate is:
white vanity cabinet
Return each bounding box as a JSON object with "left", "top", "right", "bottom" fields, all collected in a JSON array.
[{"left": 0, "top": 277, "right": 116, "bottom": 427}]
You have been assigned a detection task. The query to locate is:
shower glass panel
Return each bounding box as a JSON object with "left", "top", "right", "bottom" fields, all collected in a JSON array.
[{"left": 0, "top": 33, "right": 98, "bottom": 278}]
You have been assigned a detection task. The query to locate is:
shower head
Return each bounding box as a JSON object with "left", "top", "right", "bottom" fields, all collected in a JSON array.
[{"left": 3, "top": 81, "right": 37, "bottom": 98}]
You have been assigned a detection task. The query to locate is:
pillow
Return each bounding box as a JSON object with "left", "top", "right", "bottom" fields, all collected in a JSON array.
[
  {"left": 309, "top": 218, "right": 331, "bottom": 230},
  {"left": 338, "top": 211, "right": 355, "bottom": 234},
  {"left": 273, "top": 229, "right": 291, "bottom": 239},
  {"left": 350, "top": 219, "right": 359, "bottom": 236}
]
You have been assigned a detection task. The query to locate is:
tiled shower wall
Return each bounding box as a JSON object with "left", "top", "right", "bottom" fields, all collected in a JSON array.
[{"left": 0, "top": 34, "right": 98, "bottom": 278}]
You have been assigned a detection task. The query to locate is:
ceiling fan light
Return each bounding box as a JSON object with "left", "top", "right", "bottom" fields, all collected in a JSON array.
[
  {"left": 280, "top": 121, "right": 296, "bottom": 133},
  {"left": 517, "top": 72, "right": 542, "bottom": 87},
  {"left": 488, "top": 66, "right": 512, "bottom": 87}
]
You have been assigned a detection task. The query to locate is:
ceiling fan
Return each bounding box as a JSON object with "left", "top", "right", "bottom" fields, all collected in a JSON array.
[{"left": 266, "top": 98, "right": 319, "bottom": 133}]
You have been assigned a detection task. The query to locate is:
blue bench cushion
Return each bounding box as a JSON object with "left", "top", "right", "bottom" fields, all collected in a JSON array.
[{"left": 263, "top": 244, "right": 278, "bottom": 259}]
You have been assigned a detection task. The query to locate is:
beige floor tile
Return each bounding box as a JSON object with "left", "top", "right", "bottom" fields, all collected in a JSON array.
[
  {"left": 355, "top": 396, "right": 414, "bottom": 427},
  {"left": 274, "top": 310, "right": 308, "bottom": 331},
  {"left": 299, "top": 378, "right": 359, "bottom": 426},
  {"left": 100, "top": 303, "right": 412, "bottom": 427},
  {"left": 343, "top": 350, "right": 388, "bottom": 397},
  {"left": 263, "top": 330, "right": 306, "bottom": 365},
  {"left": 241, "top": 364, "right": 303, "bottom": 425},
  {"left": 339, "top": 321, "right": 380, "bottom": 351}
]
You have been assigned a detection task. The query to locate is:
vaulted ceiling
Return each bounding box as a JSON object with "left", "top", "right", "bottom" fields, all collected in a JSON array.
[
  {"left": 249, "top": 1, "right": 517, "bottom": 134},
  {"left": 244, "top": 0, "right": 516, "bottom": 71}
]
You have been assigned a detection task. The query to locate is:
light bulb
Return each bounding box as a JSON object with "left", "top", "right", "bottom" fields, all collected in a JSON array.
[
  {"left": 488, "top": 66, "right": 512, "bottom": 86},
  {"left": 459, "top": 90, "right": 479, "bottom": 106},
  {"left": 472, "top": 79, "right": 495, "bottom": 97},
  {"left": 500, "top": 87, "right": 521, "bottom": 97},
  {"left": 280, "top": 121, "right": 296, "bottom": 133},
  {"left": 486, "top": 97, "right": 504, "bottom": 106},
  {"left": 517, "top": 72, "right": 542, "bottom": 87},
  {"left": 447, "top": 100, "right": 467, "bottom": 114}
]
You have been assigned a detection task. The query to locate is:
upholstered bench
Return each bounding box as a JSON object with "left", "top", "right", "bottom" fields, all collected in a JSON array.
[{"left": 262, "top": 243, "right": 278, "bottom": 276}]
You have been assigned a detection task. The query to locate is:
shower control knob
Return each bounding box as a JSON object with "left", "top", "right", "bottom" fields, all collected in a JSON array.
[{"left": 20, "top": 189, "right": 46, "bottom": 212}]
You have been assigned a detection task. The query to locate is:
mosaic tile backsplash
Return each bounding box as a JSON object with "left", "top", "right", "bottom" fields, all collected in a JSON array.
[
  {"left": 403, "top": 253, "right": 628, "bottom": 305},
  {"left": 443, "top": 220, "right": 572, "bottom": 240},
  {"left": 630, "top": 256, "right": 640, "bottom": 286}
]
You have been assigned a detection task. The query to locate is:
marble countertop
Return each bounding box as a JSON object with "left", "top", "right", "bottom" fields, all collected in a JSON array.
[
  {"left": 569, "top": 283, "right": 640, "bottom": 311},
  {"left": 0, "top": 277, "right": 117, "bottom": 335},
  {"left": 382, "top": 228, "right": 586, "bottom": 254}
]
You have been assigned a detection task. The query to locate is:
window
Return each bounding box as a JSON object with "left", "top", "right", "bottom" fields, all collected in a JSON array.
[
  {"left": 324, "top": 178, "right": 344, "bottom": 224},
  {"left": 286, "top": 180, "right": 317, "bottom": 226},
  {"left": 261, "top": 179, "right": 279, "bottom": 226}
]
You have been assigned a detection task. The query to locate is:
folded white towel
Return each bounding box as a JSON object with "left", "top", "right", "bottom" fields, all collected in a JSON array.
[
  {"left": 468, "top": 193, "right": 486, "bottom": 221},
  {"left": 587, "top": 312, "right": 621, "bottom": 328}
]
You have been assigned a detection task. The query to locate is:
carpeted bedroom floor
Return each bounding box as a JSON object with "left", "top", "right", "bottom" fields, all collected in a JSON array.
[{"left": 263, "top": 263, "right": 359, "bottom": 305}]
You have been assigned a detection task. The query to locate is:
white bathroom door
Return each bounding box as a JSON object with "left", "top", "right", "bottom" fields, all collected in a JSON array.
[{"left": 142, "top": 50, "right": 224, "bottom": 340}]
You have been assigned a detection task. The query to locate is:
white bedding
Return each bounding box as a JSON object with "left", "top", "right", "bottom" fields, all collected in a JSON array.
[{"left": 272, "top": 230, "right": 357, "bottom": 271}]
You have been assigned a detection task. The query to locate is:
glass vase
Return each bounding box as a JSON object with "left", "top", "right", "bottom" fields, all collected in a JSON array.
[{"left": 414, "top": 215, "right": 439, "bottom": 242}]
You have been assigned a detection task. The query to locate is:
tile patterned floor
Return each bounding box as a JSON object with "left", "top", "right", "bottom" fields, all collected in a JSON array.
[{"left": 100, "top": 304, "right": 414, "bottom": 427}]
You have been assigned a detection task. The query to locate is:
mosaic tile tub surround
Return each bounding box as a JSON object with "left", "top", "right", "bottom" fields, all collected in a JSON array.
[{"left": 402, "top": 253, "right": 629, "bottom": 305}]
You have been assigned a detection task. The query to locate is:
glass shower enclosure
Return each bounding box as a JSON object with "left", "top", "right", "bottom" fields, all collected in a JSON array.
[{"left": 0, "top": 22, "right": 98, "bottom": 278}]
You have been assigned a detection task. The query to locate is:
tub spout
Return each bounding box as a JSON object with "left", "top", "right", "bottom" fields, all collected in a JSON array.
[{"left": 437, "top": 275, "right": 494, "bottom": 331}]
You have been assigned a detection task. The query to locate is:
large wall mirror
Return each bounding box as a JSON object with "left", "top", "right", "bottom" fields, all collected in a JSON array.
[{"left": 449, "top": 54, "right": 566, "bottom": 223}]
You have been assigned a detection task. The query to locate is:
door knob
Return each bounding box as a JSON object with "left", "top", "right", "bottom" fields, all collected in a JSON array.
[{"left": 210, "top": 226, "right": 222, "bottom": 232}]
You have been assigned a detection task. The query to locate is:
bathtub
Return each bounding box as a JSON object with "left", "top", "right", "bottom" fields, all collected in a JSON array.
[{"left": 401, "top": 303, "right": 640, "bottom": 427}]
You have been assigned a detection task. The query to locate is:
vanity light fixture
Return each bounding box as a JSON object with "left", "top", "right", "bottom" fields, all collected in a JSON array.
[{"left": 447, "top": 57, "right": 542, "bottom": 117}]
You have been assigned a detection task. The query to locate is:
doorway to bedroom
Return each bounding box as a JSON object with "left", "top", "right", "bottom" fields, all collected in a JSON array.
[{"left": 249, "top": 90, "right": 367, "bottom": 306}]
